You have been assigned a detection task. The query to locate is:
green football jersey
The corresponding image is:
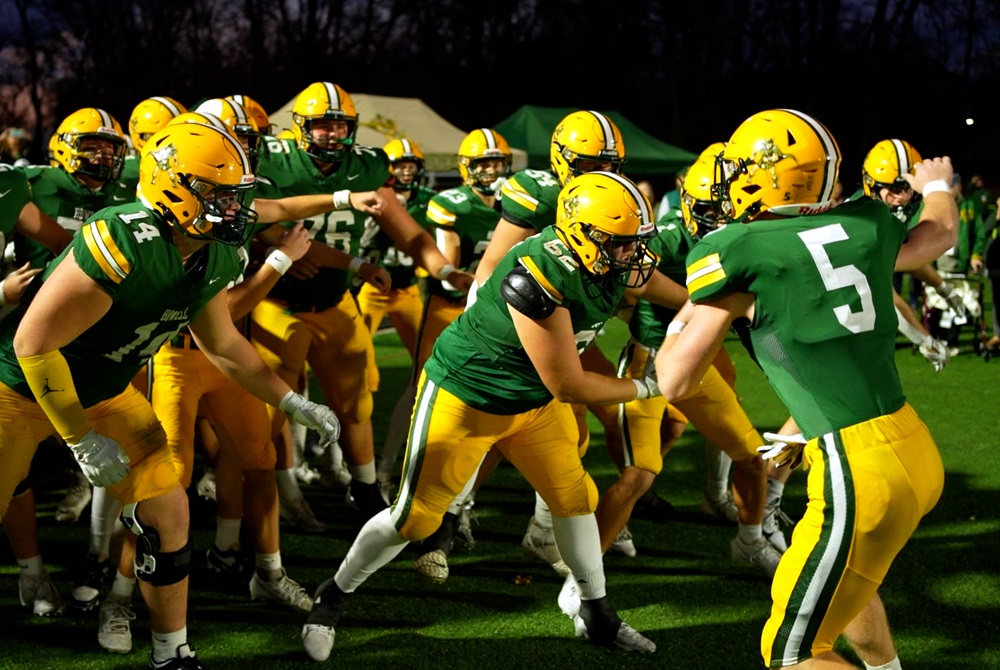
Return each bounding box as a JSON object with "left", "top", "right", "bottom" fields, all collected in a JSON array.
[
  {"left": 255, "top": 137, "right": 392, "bottom": 310},
  {"left": 16, "top": 165, "right": 136, "bottom": 268},
  {"left": 0, "top": 168, "right": 32, "bottom": 252},
  {"left": 356, "top": 186, "right": 435, "bottom": 289},
  {"left": 425, "top": 185, "right": 498, "bottom": 298},
  {"left": 685, "top": 198, "right": 907, "bottom": 437},
  {"left": 628, "top": 210, "right": 695, "bottom": 348},
  {"left": 424, "top": 226, "right": 623, "bottom": 414},
  {"left": 0, "top": 203, "right": 242, "bottom": 407},
  {"left": 498, "top": 168, "right": 562, "bottom": 232}
]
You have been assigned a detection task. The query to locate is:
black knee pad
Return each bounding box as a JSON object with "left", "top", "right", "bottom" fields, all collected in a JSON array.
[{"left": 120, "top": 502, "right": 193, "bottom": 586}]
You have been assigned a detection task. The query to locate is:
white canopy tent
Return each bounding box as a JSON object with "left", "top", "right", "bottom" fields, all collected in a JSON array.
[{"left": 270, "top": 93, "right": 527, "bottom": 174}]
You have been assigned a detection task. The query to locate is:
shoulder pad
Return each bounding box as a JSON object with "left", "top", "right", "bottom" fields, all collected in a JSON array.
[{"left": 501, "top": 265, "right": 557, "bottom": 319}]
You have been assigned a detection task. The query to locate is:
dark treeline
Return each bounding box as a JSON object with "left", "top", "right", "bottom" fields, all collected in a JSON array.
[{"left": 3, "top": 0, "right": 1000, "bottom": 190}]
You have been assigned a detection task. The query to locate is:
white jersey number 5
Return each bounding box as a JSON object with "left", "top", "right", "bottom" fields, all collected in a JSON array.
[{"left": 798, "top": 224, "right": 876, "bottom": 333}]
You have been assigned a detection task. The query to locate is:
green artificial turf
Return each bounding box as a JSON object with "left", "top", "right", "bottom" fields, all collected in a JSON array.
[{"left": 2, "top": 312, "right": 999, "bottom": 669}]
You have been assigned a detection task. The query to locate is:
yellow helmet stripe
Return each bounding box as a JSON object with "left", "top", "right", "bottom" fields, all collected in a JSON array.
[
  {"left": 518, "top": 256, "right": 564, "bottom": 303},
  {"left": 780, "top": 109, "right": 839, "bottom": 203},
  {"left": 152, "top": 97, "right": 183, "bottom": 117},
  {"left": 686, "top": 253, "right": 725, "bottom": 295},
  {"left": 890, "top": 139, "right": 911, "bottom": 174},
  {"left": 82, "top": 220, "right": 131, "bottom": 283},
  {"left": 479, "top": 129, "right": 498, "bottom": 150},
  {"left": 597, "top": 171, "right": 652, "bottom": 224},
  {"left": 322, "top": 82, "right": 340, "bottom": 112},
  {"left": 586, "top": 111, "right": 618, "bottom": 152}
]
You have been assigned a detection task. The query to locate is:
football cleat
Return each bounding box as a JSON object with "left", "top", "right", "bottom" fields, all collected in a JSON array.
[
  {"left": 70, "top": 553, "right": 111, "bottom": 610},
  {"left": 609, "top": 525, "right": 637, "bottom": 558},
  {"left": 762, "top": 495, "right": 793, "bottom": 554},
  {"left": 414, "top": 549, "right": 449, "bottom": 584},
  {"left": 521, "top": 516, "right": 570, "bottom": 577},
  {"left": 54, "top": 470, "right": 93, "bottom": 524},
  {"left": 455, "top": 500, "right": 477, "bottom": 550},
  {"left": 205, "top": 544, "right": 254, "bottom": 583},
  {"left": 97, "top": 597, "right": 135, "bottom": 653},
  {"left": 575, "top": 597, "right": 656, "bottom": 653},
  {"left": 731, "top": 535, "right": 782, "bottom": 577},
  {"left": 19, "top": 569, "right": 65, "bottom": 617},
  {"left": 279, "top": 496, "right": 327, "bottom": 533},
  {"left": 249, "top": 568, "right": 314, "bottom": 613},
  {"left": 701, "top": 492, "right": 739, "bottom": 523},
  {"left": 345, "top": 480, "right": 389, "bottom": 520},
  {"left": 302, "top": 624, "right": 336, "bottom": 662},
  {"left": 195, "top": 469, "right": 217, "bottom": 501},
  {"left": 149, "top": 644, "right": 205, "bottom": 670},
  {"left": 557, "top": 573, "right": 580, "bottom": 619}
]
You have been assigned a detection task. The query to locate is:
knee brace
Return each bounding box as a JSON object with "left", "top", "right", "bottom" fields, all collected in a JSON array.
[{"left": 120, "top": 502, "right": 192, "bottom": 586}]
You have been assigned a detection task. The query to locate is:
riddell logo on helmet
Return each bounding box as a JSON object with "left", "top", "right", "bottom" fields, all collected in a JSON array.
[{"left": 799, "top": 202, "right": 836, "bottom": 215}]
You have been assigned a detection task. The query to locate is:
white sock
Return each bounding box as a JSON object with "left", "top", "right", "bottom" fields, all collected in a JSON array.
[
  {"left": 214, "top": 517, "right": 242, "bottom": 552},
  {"left": 533, "top": 493, "right": 553, "bottom": 528},
  {"left": 348, "top": 460, "right": 377, "bottom": 485},
  {"left": 864, "top": 657, "right": 902, "bottom": 670},
  {"left": 550, "top": 513, "right": 606, "bottom": 601},
  {"left": 109, "top": 571, "right": 136, "bottom": 603},
  {"left": 255, "top": 551, "right": 282, "bottom": 577},
  {"left": 18, "top": 555, "right": 42, "bottom": 577},
  {"left": 378, "top": 385, "right": 417, "bottom": 481},
  {"left": 767, "top": 477, "right": 785, "bottom": 501},
  {"left": 738, "top": 523, "right": 763, "bottom": 544},
  {"left": 151, "top": 627, "right": 192, "bottom": 662},
  {"left": 275, "top": 469, "right": 302, "bottom": 503},
  {"left": 334, "top": 508, "right": 408, "bottom": 593},
  {"left": 88, "top": 487, "right": 123, "bottom": 559},
  {"left": 704, "top": 443, "right": 732, "bottom": 501}
]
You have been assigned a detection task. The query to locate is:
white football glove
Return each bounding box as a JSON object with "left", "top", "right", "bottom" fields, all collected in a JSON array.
[
  {"left": 918, "top": 334, "right": 951, "bottom": 372},
  {"left": 631, "top": 351, "right": 661, "bottom": 400},
  {"left": 756, "top": 431, "right": 808, "bottom": 470},
  {"left": 279, "top": 390, "right": 341, "bottom": 445},
  {"left": 67, "top": 429, "right": 130, "bottom": 487},
  {"left": 936, "top": 282, "right": 968, "bottom": 321}
]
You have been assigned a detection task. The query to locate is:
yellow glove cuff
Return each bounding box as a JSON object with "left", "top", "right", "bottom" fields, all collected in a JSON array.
[{"left": 17, "top": 349, "right": 89, "bottom": 443}]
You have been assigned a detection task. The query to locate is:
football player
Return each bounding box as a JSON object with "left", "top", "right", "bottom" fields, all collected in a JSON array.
[
  {"left": 607, "top": 142, "right": 782, "bottom": 576},
  {"left": 0, "top": 167, "right": 73, "bottom": 617},
  {"left": 0, "top": 122, "right": 342, "bottom": 669},
  {"left": 302, "top": 172, "right": 684, "bottom": 661},
  {"left": 251, "top": 82, "right": 472, "bottom": 520},
  {"left": 129, "top": 97, "right": 187, "bottom": 152},
  {"left": 862, "top": 139, "right": 954, "bottom": 370},
  {"left": 657, "top": 109, "right": 955, "bottom": 669}
]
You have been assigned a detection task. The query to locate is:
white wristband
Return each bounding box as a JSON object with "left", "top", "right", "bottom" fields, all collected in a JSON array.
[
  {"left": 666, "top": 320, "right": 686, "bottom": 336},
  {"left": 632, "top": 378, "right": 651, "bottom": 400},
  {"left": 349, "top": 256, "right": 366, "bottom": 273},
  {"left": 922, "top": 179, "right": 950, "bottom": 197},
  {"left": 439, "top": 263, "right": 456, "bottom": 282},
  {"left": 264, "top": 249, "right": 293, "bottom": 276},
  {"left": 333, "top": 189, "right": 352, "bottom": 210}
]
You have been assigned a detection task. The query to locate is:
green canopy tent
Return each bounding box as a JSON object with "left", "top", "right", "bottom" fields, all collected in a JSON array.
[{"left": 494, "top": 105, "right": 697, "bottom": 176}]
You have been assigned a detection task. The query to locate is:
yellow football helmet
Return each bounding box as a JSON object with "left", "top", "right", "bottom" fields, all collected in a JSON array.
[
  {"left": 458, "top": 128, "right": 511, "bottom": 194},
  {"left": 862, "top": 139, "right": 922, "bottom": 198},
  {"left": 555, "top": 171, "right": 656, "bottom": 288},
  {"left": 550, "top": 110, "right": 626, "bottom": 186},
  {"left": 51, "top": 108, "right": 128, "bottom": 182},
  {"left": 715, "top": 109, "right": 841, "bottom": 223},
  {"left": 680, "top": 142, "right": 726, "bottom": 239},
  {"left": 384, "top": 138, "right": 425, "bottom": 191},
  {"left": 129, "top": 97, "right": 186, "bottom": 151},
  {"left": 195, "top": 98, "right": 261, "bottom": 171},
  {"left": 226, "top": 94, "right": 271, "bottom": 135},
  {"left": 291, "top": 82, "right": 358, "bottom": 163},
  {"left": 138, "top": 123, "right": 257, "bottom": 247}
]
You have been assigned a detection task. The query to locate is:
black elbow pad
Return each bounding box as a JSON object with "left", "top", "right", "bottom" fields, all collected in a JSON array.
[{"left": 501, "top": 265, "right": 557, "bottom": 319}]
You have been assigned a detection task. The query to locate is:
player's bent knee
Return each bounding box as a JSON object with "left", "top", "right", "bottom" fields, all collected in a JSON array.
[
  {"left": 545, "top": 476, "right": 599, "bottom": 517},
  {"left": 120, "top": 502, "right": 193, "bottom": 586}
]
